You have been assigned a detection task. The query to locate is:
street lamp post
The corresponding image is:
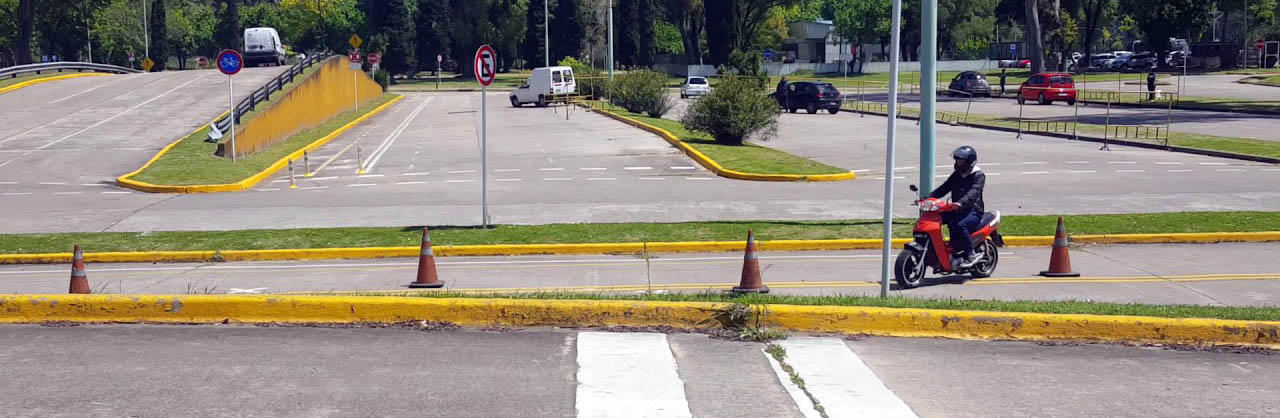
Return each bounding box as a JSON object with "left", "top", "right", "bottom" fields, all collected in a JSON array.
[
  {"left": 607, "top": 0, "right": 614, "bottom": 79},
  {"left": 142, "top": 0, "right": 149, "bottom": 58},
  {"left": 544, "top": 0, "right": 549, "bottom": 67}
]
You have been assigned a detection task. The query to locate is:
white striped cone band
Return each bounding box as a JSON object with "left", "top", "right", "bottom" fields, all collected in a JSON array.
[
  {"left": 421, "top": 245, "right": 433, "bottom": 257},
  {"left": 1054, "top": 235, "right": 1069, "bottom": 247},
  {"left": 72, "top": 267, "right": 86, "bottom": 276}
]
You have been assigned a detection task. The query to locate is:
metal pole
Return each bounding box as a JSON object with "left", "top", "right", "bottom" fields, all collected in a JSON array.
[
  {"left": 228, "top": 75, "right": 236, "bottom": 162},
  {"left": 607, "top": 0, "right": 614, "bottom": 79},
  {"left": 919, "top": 0, "right": 938, "bottom": 196},
  {"left": 1016, "top": 91, "right": 1024, "bottom": 138},
  {"left": 544, "top": 0, "right": 549, "bottom": 67},
  {"left": 304, "top": 150, "right": 311, "bottom": 176},
  {"left": 482, "top": 84, "right": 489, "bottom": 227},
  {"left": 353, "top": 71, "right": 358, "bottom": 111},
  {"left": 1101, "top": 93, "right": 1112, "bottom": 151},
  {"left": 881, "top": 0, "right": 904, "bottom": 299},
  {"left": 1072, "top": 89, "right": 1079, "bottom": 140}
]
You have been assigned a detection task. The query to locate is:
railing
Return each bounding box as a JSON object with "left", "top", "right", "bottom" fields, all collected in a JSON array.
[
  {"left": 206, "top": 52, "right": 332, "bottom": 142},
  {"left": 1, "top": 61, "right": 141, "bottom": 78}
]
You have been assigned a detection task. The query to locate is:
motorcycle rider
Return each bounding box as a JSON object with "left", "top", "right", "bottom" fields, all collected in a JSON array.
[{"left": 928, "top": 146, "right": 986, "bottom": 269}]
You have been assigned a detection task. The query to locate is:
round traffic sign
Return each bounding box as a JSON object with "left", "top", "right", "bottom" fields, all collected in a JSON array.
[
  {"left": 474, "top": 45, "right": 497, "bottom": 86},
  {"left": 198, "top": 56, "right": 209, "bottom": 68},
  {"left": 1258, "top": 39, "right": 1266, "bottom": 50},
  {"left": 216, "top": 49, "right": 242, "bottom": 75}
]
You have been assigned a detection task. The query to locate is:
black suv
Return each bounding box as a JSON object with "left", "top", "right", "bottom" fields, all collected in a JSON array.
[{"left": 777, "top": 81, "right": 843, "bottom": 114}]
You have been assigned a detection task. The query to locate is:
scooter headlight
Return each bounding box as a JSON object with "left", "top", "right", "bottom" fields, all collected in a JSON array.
[{"left": 919, "top": 200, "right": 939, "bottom": 212}]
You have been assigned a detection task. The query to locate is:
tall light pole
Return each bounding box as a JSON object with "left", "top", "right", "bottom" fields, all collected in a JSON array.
[
  {"left": 142, "top": 0, "right": 149, "bottom": 58},
  {"left": 607, "top": 0, "right": 614, "bottom": 79},
  {"left": 919, "top": 0, "right": 937, "bottom": 196},
  {"left": 544, "top": 0, "right": 549, "bottom": 67}
]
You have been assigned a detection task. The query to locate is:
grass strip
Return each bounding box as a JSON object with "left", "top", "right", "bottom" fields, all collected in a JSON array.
[
  {"left": 373, "top": 291, "right": 1280, "bottom": 322},
  {"left": 850, "top": 103, "right": 1280, "bottom": 159},
  {"left": 0, "top": 211, "right": 1276, "bottom": 254},
  {"left": 608, "top": 109, "right": 849, "bottom": 175},
  {"left": 130, "top": 93, "right": 397, "bottom": 185}
]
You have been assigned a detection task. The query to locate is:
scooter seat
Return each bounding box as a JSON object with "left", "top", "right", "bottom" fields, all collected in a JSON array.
[{"left": 980, "top": 212, "right": 998, "bottom": 227}]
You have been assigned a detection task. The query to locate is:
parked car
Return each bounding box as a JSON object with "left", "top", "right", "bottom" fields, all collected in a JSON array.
[
  {"left": 999, "top": 59, "right": 1031, "bottom": 68},
  {"left": 946, "top": 71, "right": 992, "bottom": 97},
  {"left": 1018, "top": 73, "right": 1076, "bottom": 105},
  {"left": 775, "top": 81, "right": 843, "bottom": 114},
  {"left": 1166, "top": 51, "right": 1190, "bottom": 67},
  {"left": 680, "top": 76, "right": 710, "bottom": 98},
  {"left": 243, "top": 27, "right": 286, "bottom": 67},
  {"left": 1108, "top": 51, "right": 1134, "bottom": 70},
  {"left": 510, "top": 66, "right": 576, "bottom": 107},
  {"left": 1090, "top": 53, "right": 1116, "bottom": 68},
  {"left": 1127, "top": 52, "right": 1157, "bottom": 70}
]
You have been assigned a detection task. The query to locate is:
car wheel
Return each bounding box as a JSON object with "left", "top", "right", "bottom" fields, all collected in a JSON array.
[
  {"left": 1067, "top": 100, "right": 1077, "bottom": 106},
  {"left": 806, "top": 103, "right": 817, "bottom": 114},
  {"left": 827, "top": 108, "right": 839, "bottom": 114},
  {"left": 510, "top": 96, "right": 521, "bottom": 108},
  {"left": 537, "top": 95, "right": 547, "bottom": 108},
  {"left": 788, "top": 107, "right": 797, "bottom": 113},
  {"left": 1017, "top": 95, "right": 1025, "bottom": 105},
  {"left": 681, "top": 94, "right": 687, "bottom": 99},
  {"left": 1037, "top": 93, "right": 1048, "bottom": 105}
]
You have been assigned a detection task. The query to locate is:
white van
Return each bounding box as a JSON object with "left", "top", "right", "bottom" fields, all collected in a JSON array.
[
  {"left": 243, "top": 27, "right": 286, "bottom": 67},
  {"left": 509, "top": 66, "right": 576, "bottom": 107}
]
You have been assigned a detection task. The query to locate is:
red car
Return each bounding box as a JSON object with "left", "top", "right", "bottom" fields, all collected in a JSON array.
[{"left": 1018, "top": 73, "right": 1076, "bottom": 105}]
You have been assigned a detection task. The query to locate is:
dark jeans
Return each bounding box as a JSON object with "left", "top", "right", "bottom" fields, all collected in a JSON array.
[{"left": 942, "top": 208, "right": 983, "bottom": 256}]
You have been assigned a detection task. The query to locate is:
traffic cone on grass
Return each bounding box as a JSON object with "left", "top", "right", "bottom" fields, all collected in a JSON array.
[
  {"left": 1039, "top": 217, "right": 1081, "bottom": 277},
  {"left": 731, "top": 230, "right": 769, "bottom": 294},
  {"left": 408, "top": 228, "right": 445, "bottom": 288},
  {"left": 69, "top": 245, "right": 89, "bottom": 294}
]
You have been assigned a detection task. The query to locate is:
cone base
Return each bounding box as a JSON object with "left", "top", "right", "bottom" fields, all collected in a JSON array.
[
  {"left": 407, "top": 281, "right": 446, "bottom": 289},
  {"left": 731, "top": 286, "right": 770, "bottom": 294},
  {"left": 1039, "top": 271, "right": 1081, "bottom": 277}
]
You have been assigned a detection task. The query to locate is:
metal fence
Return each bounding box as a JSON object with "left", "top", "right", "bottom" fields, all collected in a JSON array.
[
  {"left": 206, "top": 52, "right": 332, "bottom": 142},
  {"left": 1, "top": 62, "right": 140, "bottom": 78}
]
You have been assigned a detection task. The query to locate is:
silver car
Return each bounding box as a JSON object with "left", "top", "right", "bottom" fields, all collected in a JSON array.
[{"left": 680, "top": 76, "right": 711, "bottom": 98}]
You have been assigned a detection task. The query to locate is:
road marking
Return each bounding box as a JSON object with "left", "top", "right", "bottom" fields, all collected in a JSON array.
[
  {"left": 893, "top": 166, "right": 914, "bottom": 170},
  {"left": 763, "top": 350, "right": 822, "bottom": 418},
  {"left": 1069, "top": 170, "right": 1097, "bottom": 173},
  {"left": 539, "top": 168, "right": 564, "bottom": 171},
  {"left": 580, "top": 167, "right": 608, "bottom": 171},
  {"left": 227, "top": 287, "right": 269, "bottom": 294},
  {"left": 1263, "top": 168, "right": 1280, "bottom": 172},
  {"left": 776, "top": 338, "right": 918, "bottom": 418},
  {"left": 494, "top": 169, "right": 521, "bottom": 172},
  {"left": 38, "top": 182, "right": 66, "bottom": 185},
  {"left": 401, "top": 172, "right": 430, "bottom": 176},
  {"left": 1165, "top": 169, "right": 1195, "bottom": 172},
  {"left": 357, "top": 174, "right": 385, "bottom": 178},
  {"left": 685, "top": 177, "right": 714, "bottom": 180},
  {"left": 1107, "top": 161, "right": 1136, "bottom": 164},
  {"left": 1154, "top": 162, "right": 1183, "bottom": 165},
  {"left": 985, "top": 172, "right": 1000, "bottom": 176},
  {"left": 445, "top": 179, "right": 474, "bottom": 183},
  {"left": 984, "top": 162, "right": 1003, "bottom": 166},
  {"left": 624, "top": 167, "right": 652, "bottom": 170},
  {"left": 1021, "top": 171, "right": 1050, "bottom": 175},
  {"left": 311, "top": 176, "right": 338, "bottom": 181},
  {"left": 1199, "top": 162, "right": 1228, "bottom": 166},
  {"left": 1215, "top": 168, "right": 1246, "bottom": 172},
  {"left": 395, "top": 181, "right": 427, "bottom": 185},
  {"left": 2, "top": 192, "right": 32, "bottom": 196},
  {"left": 0, "top": 182, "right": 16, "bottom": 185},
  {"left": 101, "top": 191, "right": 132, "bottom": 194},
  {"left": 587, "top": 177, "right": 616, "bottom": 181},
  {"left": 1065, "top": 161, "right": 1090, "bottom": 164},
  {"left": 271, "top": 179, "right": 290, "bottom": 183},
  {"left": 52, "top": 192, "right": 83, "bottom": 195},
  {"left": 543, "top": 178, "right": 571, "bottom": 181},
  {"left": 638, "top": 177, "right": 666, "bottom": 181},
  {"left": 299, "top": 186, "right": 329, "bottom": 190},
  {"left": 671, "top": 166, "right": 697, "bottom": 170},
  {"left": 347, "top": 183, "right": 378, "bottom": 187},
  {"left": 495, "top": 178, "right": 522, "bottom": 182},
  {"left": 255, "top": 188, "right": 280, "bottom": 192},
  {"left": 80, "top": 184, "right": 109, "bottom": 187},
  {"left": 364, "top": 96, "right": 434, "bottom": 173},
  {"left": 1021, "top": 161, "right": 1047, "bottom": 165},
  {"left": 448, "top": 170, "right": 476, "bottom": 174},
  {"left": 1116, "top": 169, "right": 1145, "bottom": 173},
  {"left": 851, "top": 169, "right": 871, "bottom": 173},
  {"left": 575, "top": 332, "right": 692, "bottom": 418}
]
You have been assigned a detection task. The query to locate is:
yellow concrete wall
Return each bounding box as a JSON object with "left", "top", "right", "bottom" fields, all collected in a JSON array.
[{"left": 227, "top": 57, "right": 383, "bottom": 157}]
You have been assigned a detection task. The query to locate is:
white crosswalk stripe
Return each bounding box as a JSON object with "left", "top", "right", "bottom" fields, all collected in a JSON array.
[
  {"left": 576, "top": 332, "right": 692, "bottom": 418},
  {"left": 776, "top": 337, "right": 918, "bottom": 418}
]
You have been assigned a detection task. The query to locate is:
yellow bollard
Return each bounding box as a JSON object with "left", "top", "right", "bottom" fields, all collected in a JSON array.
[
  {"left": 288, "top": 159, "right": 298, "bottom": 189},
  {"left": 356, "top": 146, "right": 366, "bottom": 175}
]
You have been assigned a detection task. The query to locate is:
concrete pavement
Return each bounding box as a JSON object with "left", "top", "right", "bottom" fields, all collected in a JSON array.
[
  {"left": 1, "top": 325, "right": 1275, "bottom": 417},
  {"left": 4, "top": 243, "right": 1278, "bottom": 307}
]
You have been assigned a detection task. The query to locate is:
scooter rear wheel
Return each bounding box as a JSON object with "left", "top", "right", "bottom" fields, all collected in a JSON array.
[
  {"left": 968, "top": 239, "right": 1000, "bottom": 278},
  {"left": 895, "top": 249, "right": 926, "bottom": 289}
]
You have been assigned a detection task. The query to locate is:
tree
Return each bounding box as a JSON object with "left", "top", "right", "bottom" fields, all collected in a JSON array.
[
  {"left": 616, "top": 0, "right": 656, "bottom": 66},
  {"left": 1, "top": 0, "right": 37, "bottom": 64},
  {"left": 35, "top": 0, "right": 107, "bottom": 63},
  {"left": 168, "top": 0, "right": 216, "bottom": 69},
  {"left": 831, "top": 0, "right": 889, "bottom": 71},
  {"left": 1024, "top": 0, "right": 1044, "bottom": 73},
  {"left": 92, "top": 0, "right": 148, "bottom": 66},
  {"left": 1078, "top": 0, "right": 1113, "bottom": 61},
  {"left": 1120, "top": 0, "right": 1211, "bottom": 62},
  {"left": 148, "top": 0, "right": 166, "bottom": 70},
  {"left": 446, "top": 0, "right": 491, "bottom": 67},
  {"left": 416, "top": 0, "right": 449, "bottom": 73},
  {"left": 549, "top": 0, "right": 584, "bottom": 62},
  {"left": 488, "top": 0, "right": 525, "bottom": 71},
  {"left": 376, "top": 0, "right": 416, "bottom": 78},
  {"left": 658, "top": 0, "right": 704, "bottom": 64},
  {"left": 215, "top": 0, "right": 239, "bottom": 50},
  {"left": 279, "top": 0, "right": 364, "bottom": 53},
  {"left": 521, "top": 0, "right": 548, "bottom": 67}
]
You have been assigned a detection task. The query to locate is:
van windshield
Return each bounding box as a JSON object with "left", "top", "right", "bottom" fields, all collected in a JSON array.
[{"left": 553, "top": 71, "right": 563, "bottom": 83}]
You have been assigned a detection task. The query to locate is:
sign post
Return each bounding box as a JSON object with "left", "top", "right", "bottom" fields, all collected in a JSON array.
[
  {"left": 880, "top": 0, "right": 904, "bottom": 298},
  {"left": 348, "top": 48, "right": 361, "bottom": 111},
  {"left": 216, "top": 49, "right": 243, "bottom": 162},
  {"left": 436, "top": 54, "right": 442, "bottom": 90},
  {"left": 475, "top": 45, "right": 497, "bottom": 228}
]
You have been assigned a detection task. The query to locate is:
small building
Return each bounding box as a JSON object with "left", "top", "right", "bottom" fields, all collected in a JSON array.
[{"left": 773, "top": 20, "right": 852, "bottom": 75}]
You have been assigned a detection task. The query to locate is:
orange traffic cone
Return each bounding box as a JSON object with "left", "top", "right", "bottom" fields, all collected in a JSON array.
[
  {"left": 732, "top": 230, "right": 769, "bottom": 294},
  {"left": 69, "top": 245, "right": 89, "bottom": 294},
  {"left": 408, "top": 228, "right": 445, "bottom": 288},
  {"left": 1039, "top": 217, "right": 1081, "bottom": 277}
]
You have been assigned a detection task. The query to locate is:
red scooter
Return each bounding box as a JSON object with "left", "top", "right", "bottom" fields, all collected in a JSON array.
[{"left": 895, "top": 185, "right": 1004, "bottom": 289}]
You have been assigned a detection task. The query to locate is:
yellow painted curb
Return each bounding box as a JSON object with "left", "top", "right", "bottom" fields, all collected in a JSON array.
[
  {"left": 0, "top": 72, "right": 109, "bottom": 94},
  {"left": 3, "top": 231, "right": 1279, "bottom": 265},
  {"left": 589, "top": 105, "right": 856, "bottom": 182},
  {"left": 2, "top": 295, "right": 1277, "bottom": 349},
  {"left": 115, "top": 95, "right": 404, "bottom": 193}
]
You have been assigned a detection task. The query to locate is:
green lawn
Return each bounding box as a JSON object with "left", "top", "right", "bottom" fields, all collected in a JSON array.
[
  {"left": 608, "top": 109, "right": 849, "bottom": 176},
  {"left": 1243, "top": 74, "right": 1280, "bottom": 87},
  {"left": 371, "top": 291, "right": 1280, "bottom": 322},
  {"left": 2, "top": 211, "right": 1276, "bottom": 254},
  {"left": 129, "top": 93, "right": 398, "bottom": 185},
  {"left": 388, "top": 71, "right": 527, "bottom": 91}
]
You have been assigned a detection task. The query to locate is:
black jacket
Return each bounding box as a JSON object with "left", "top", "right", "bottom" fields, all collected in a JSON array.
[{"left": 930, "top": 168, "right": 985, "bottom": 213}]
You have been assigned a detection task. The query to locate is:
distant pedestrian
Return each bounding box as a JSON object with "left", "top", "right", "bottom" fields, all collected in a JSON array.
[
  {"left": 999, "top": 69, "right": 1007, "bottom": 97},
  {"left": 776, "top": 77, "right": 790, "bottom": 110},
  {"left": 1147, "top": 69, "right": 1157, "bottom": 101}
]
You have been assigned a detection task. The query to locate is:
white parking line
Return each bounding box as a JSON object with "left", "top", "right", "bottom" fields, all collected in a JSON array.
[
  {"left": 1216, "top": 169, "right": 1247, "bottom": 172},
  {"left": 2, "top": 192, "right": 32, "bottom": 196},
  {"left": 101, "top": 191, "right": 132, "bottom": 194},
  {"left": 1065, "top": 161, "right": 1090, "bottom": 164},
  {"left": 851, "top": 169, "right": 872, "bottom": 173},
  {"left": 80, "top": 184, "right": 109, "bottom": 187},
  {"left": 495, "top": 178, "right": 523, "bottom": 182},
  {"left": 271, "top": 179, "right": 290, "bottom": 183},
  {"left": 543, "top": 178, "right": 571, "bottom": 181},
  {"left": 893, "top": 166, "right": 914, "bottom": 170},
  {"left": 38, "top": 182, "right": 66, "bottom": 185},
  {"left": 685, "top": 177, "right": 714, "bottom": 180},
  {"left": 638, "top": 177, "right": 666, "bottom": 181},
  {"left": 539, "top": 168, "right": 564, "bottom": 171},
  {"left": 575, "top": 333, "right": 692, "bottom": 418},
  {"left": 1263, "top": 168, "right": 1280, "bottom": 172},
  {"left": 1199, "top": 162, "right": 1228, "bottom": 166},
  {"left": 395, "top": 181, "right": 427, "bottom": 185},
  {"left": 494, "top": 169, "right": 521, "bottom": 172},
  {"left": 624, "top": 167, "right": 652, "bottom": 170},
  {"left": 1166, "top": 169, "right": 1195, "bottom": 172},
  {"left": 1154, "top": 162, "right": 1183, "bottom": 165},
  {"left": 671, "top": 166, "right": 697, "bottom": 170},
  {"left": 348, "top": 183, "right": 378, "bottom": 187},
  {"left": 985, "top": 172, "right": 1001, "bottom": 176},
  {"left": 587, "top": 177, "right": 617, "bottom": 181},
  {"left": 580, "top": 167, "right": 608, "bottom": 171},
  {"left": 0, "top": 182, "right": 16, "bottom": 185},
  {"left": 1021, "top": 171, "right": 1050, "bottom": 175},
  {"left": 52, "top": 192, "right": 83, "bottom": 195},
  {"left": 256, "top": 188, "right": 280, "bottom": 192},
  {"left": 299, "top": 186, "right": 329, "bottom": 190},
  {"left": 401, "top": 172, "right": 430, "bottom": 176},
  {"left": 1022, "top": 161, "right": 1047, "bottom": 165},
  {"left": 445, "top": 179, "right": 474, "bottom": 183},
  {"left": 311, "top": 176, "right": 338, "bottom": 181},
  {"left": 357, "top": 174, "right": 385, "bottom": 178},
  {"left": 1116, "top": 169, "right": 1145, "bottom": 173},
  {"left": 448, "top": 170, "right": 476, "bottom": 174},
  {"left": 1069, "top": 170, "right": 1097, "bottom": 173},
  {"left": 985, "top": 162, "right": 1003, "bottom": 166},
  {"left": 775, "top": 338, "right": 918, "bottom": 418},
  {"left": 1107, "top": 161, "right": 1136, "bottom": 164}
]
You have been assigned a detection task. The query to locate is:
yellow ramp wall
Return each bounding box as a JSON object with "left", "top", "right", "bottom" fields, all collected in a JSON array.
[{"left": 227, "top": 57, "right": 383, "bottom": 158}]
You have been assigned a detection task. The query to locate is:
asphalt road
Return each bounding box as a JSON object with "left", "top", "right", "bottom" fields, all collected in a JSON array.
[
  {"left": 0, "top": 67, "right": 291, "bottom": 187},
  {"left": 2, "top": 326, "right": 1276, "bottom": 417},
  {"left": 5, "top": 243, "right": 1278, "bottom": 307},
  {"left": 1, "top": 89, "right": 1276, "bottom": 234}
]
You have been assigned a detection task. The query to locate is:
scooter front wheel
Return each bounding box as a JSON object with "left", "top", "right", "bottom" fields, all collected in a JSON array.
[{"left": 895, "top": 249, "right": 926, "bottom": 289}]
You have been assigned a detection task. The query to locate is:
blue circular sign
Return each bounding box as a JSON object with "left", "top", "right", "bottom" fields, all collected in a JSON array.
[{"left": 217, "top": 49, "right": 242, "bottom": 75}]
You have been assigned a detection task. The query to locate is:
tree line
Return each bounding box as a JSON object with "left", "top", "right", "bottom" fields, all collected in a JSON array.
[{"left": 3, "top": 0, "right": 1278, "bottom": 73}]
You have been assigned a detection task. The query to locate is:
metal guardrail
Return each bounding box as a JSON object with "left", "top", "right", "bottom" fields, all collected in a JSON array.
[
  {"left": 1, "top": 61, "right": 141, "bottom": 78},
  {"left": 206, "top": 52, "right": 333, "bottom": 142}
]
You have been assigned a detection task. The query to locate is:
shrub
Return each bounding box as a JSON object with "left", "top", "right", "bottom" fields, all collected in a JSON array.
[
  {"left": 610, "top": 69, "right": 676, "bottom": 118},
  {"left": 373, "top": 69, "right": 391, "bottom": 91},
  {"left": 679, "top": 76, "right": 778, "bottom": 145},
  {"left": 558, "top": 57, "right": 610, "bottom": 100}
]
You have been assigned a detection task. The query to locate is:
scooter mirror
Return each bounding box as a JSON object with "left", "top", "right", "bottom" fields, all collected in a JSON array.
[{"left": 908, "top": 184, "right": 918, "bottom": 192}]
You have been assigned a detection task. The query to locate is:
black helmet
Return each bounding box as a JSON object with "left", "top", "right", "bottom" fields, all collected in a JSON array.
[{"left": 952, "top": 146, "right": 977, "bottom": 164}]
